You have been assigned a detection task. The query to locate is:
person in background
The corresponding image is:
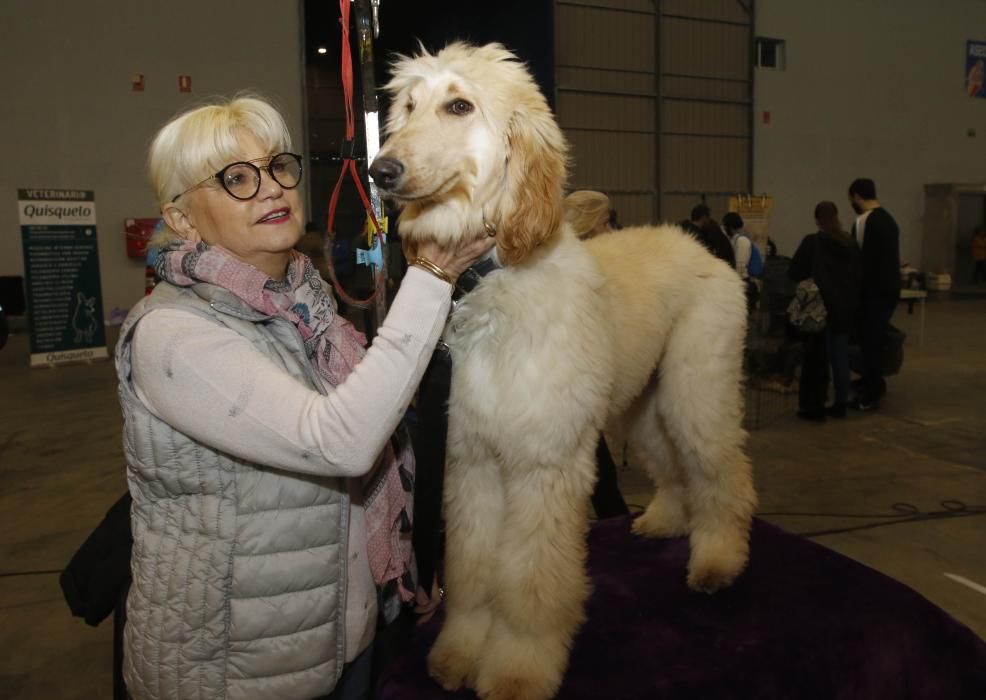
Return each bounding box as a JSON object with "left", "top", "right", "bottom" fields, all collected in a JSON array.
[
  {"left": 119, "top": 94, "right": 494, "bottom": 700},
  {"left": 564, "top": 190, "right": 613, "bottom": 240},
  {"left": 681, "top": 204, "right": 736, "bottom": 268},
  {"left": 723, "top": 212, "right": 759, "bottom": 313},
  {"left": 789, "top": 201, "right": 862, "bottom": 420},
  {"left": 295, "top": 220, "right": 331, "bottom": 280},
  {"left": 848, "top": 178, "right": 900, "bottom": 411},
  {"left": 563, "top": 189, "right": 630, "bottom": 518},
  {"left": 971, "top": 224, "right": 986, "bottom": 284}
]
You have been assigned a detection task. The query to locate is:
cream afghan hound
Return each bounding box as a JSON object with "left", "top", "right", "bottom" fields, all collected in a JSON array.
[{"left": 370, "top": 43, "right": 757, "bottom": 700}]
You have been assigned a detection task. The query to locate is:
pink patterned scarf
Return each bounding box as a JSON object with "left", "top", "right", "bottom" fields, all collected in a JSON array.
[{"left": 157, "top": 240, "right": 416, "bottom": 602}]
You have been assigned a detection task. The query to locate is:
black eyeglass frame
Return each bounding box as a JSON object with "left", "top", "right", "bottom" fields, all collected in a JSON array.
[{"left": 170, "top": 152, "right": 304, "bottom": 203}]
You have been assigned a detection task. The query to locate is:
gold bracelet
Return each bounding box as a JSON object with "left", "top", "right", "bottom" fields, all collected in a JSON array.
[{"left": 411, "top": 257, "right": 454, "bottom": 286}]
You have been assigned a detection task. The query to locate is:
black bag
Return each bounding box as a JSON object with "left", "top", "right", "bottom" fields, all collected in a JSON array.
[
  {"left": 787, "top": 279, "right": 827, "bottom": 332},
  {"left": 786, "top": 236, "right": 827, "bottom": 333},
  {"left": 60, "top": 492, "right": 133, "bottom": 627}
]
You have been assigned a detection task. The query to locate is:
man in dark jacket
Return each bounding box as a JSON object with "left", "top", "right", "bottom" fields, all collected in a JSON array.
[
  {"left": 848, "top": 178, "right": 900, "bottom": 411},
  {"left": 680, "top": 204, "right": 737, "bottom": 268}
]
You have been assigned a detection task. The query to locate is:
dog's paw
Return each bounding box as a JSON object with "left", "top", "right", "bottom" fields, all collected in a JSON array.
[
  {"left": 687, "top": 562, "right": 743, "bottom": 593},
  {"left": 427, "top": 642, "right": 476, "bottom": 692},
  {"left": 686, "top": 535, "right": 749, "bottom": 593},
  {"left": 631, "top": 501, "right": 689, "bottom": 539},
  {"left": 475, "top": 622, "right": 567, "bottom": 700},
  {"left": 688, "top": 527, "right": 750, "bottom": 593},
  {"left": 428, "top": 634, "right": 477, "bottom": 692},
  {"left": 476, "top": 673, "right": 559, "bottom": 700}
]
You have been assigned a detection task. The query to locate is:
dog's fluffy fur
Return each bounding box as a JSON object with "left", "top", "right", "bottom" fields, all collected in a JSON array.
[{"left": 372, "top": 43, "right": 758, "bottom": 700}]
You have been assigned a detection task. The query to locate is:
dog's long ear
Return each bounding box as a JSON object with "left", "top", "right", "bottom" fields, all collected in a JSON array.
[{"left": 498, "top": 99, "right": 568, "bottom": 265}]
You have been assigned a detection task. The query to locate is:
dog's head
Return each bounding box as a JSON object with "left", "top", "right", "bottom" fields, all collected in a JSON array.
[{"left": 370, "top": 42, "right": 568, "bottom": 265}]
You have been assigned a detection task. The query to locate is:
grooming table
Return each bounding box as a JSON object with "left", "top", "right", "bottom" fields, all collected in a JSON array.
[{"left": 377, "top": 516, "right": 986, "bottom": 699}]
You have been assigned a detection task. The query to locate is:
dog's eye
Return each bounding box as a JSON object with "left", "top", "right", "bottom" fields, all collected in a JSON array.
[
  {"left": 447, "top": 99, "right": 474, "bottom": 116},
  {"left": 405, "top": 101, "right": 414, "bottom": 113}
]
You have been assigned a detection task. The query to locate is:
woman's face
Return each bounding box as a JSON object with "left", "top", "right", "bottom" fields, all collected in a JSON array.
[{"left": 169, "top": 130, "right": 304, "bottom": 279}]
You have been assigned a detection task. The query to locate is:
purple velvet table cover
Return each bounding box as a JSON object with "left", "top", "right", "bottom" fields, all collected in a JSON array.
[{"left": 378, "top": 516, "right": 986, "bottom": 699}]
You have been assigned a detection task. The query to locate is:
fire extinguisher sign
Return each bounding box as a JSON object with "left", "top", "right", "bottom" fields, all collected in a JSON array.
[{"left": 17, "top": 188, "right": 108, "bottom": 367}]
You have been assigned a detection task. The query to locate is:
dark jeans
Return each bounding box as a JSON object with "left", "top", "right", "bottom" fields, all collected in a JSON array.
[
  {"left": 322, "top": 601, "right": 415, "bottom": 700},
  {"left": 743, "top": 278, "right": 760, "bottom": 314},
  {"left": 858, "top": 296, "right": 897, "bottom": 402},
  {"left": 798, "top": 331, "right": 828, "bottom": 413},
  {"left": 323, "top": 644, "right": 374, "bottom": 700},
  {"left": 591, "top": 436, "right": 629, "bottom": 518},
  {"left": 974, "top": 260, "right": 986, "bottom": 283},
  {"left": 827, "top": 330, "right": 850, "bottom": 406}
]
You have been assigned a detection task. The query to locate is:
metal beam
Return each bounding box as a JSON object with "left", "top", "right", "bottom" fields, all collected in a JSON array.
[
  {"left": 661, "top": 12, "right": 750, "bottom": 28},
  {"left": 557, "top": 0, "right": 656, "bottom": 16},
  {"left": 557, "top": 63, "right": 655, "bottom": 76},
  {"left": 564, "top": 127, "right": 657, "bottom": 135},
  {"left": 662, "top": 94, "right": 750, "bottom": 106},
  {"left": 663, "top": 132, "right": 751, "bottom": 140},
  {"left": 662, "top": 72, "right": 750, "bottom": 84},
  {"left": 557, "top": 86, "right": 656, "bottom": 98}
]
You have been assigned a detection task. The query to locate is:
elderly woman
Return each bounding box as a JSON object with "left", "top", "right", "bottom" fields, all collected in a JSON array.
[{"left": 117, "top": 95, "right": 493, "bottom": 700}]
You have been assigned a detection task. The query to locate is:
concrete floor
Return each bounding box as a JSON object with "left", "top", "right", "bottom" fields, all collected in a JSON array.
[{"left": 1, "top": 296, "right": 984, "bottom": 699}]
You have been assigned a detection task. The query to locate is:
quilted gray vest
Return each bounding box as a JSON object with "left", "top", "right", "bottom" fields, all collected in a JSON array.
[{"left": 116, "top": 281, "right": 349, "bottom": 700}]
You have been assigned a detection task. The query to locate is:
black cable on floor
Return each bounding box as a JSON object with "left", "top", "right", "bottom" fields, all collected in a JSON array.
[
  {"left": 0, "top": 569, "right": 62, "bottom": 579},
  {"left": 758, "top": 500, "right": 986, "bottom": 537}
]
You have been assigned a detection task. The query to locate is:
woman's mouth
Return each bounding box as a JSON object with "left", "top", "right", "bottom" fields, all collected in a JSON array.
[{"left": 257, "top": 208, "right": 291, "bottom": 224}]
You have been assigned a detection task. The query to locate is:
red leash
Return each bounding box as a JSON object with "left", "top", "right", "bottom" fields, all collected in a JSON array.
[{"left": 325, "top": 0, "right": 385, "bottom": 309}]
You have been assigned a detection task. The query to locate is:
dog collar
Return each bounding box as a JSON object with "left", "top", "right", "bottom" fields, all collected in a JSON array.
[{"left": 454, "top": 253, "right": 501, "bottom": 298}]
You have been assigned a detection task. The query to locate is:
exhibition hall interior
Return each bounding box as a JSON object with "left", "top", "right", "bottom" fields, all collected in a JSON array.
[{"left": 1, "top": 1, "right": 985, "bottom": 698}]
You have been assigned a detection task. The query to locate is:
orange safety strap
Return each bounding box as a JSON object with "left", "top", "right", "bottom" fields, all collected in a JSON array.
[{"left": 325, "top": 0, "right": 385, "bottom": 309}]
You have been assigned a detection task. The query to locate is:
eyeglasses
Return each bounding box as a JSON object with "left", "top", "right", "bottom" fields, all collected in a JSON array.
[{"left": 171, "top": 152, "right": 303, "bottom": 202}]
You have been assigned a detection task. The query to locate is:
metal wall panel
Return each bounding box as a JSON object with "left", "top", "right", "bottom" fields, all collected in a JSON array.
[
  {"left": 555, "top": 0, "right": 752, "bottom": 226},
  {"left": 661, "top": 18, "right": 750, "bottom": 80},
  {"left": 662, "top": 75, "right": 749, "bottom": 102},
  {"left": 568, "top": 131, "right": 656, "bottom": 190},
  {"left": 557, "top": 6, "right": 655, "bottom": 73},
  {"left": 555, "top": 0, "right": 658, "bottom": 225},
  {"left": 557, "top": 92, "right": 655, "bottom": 131},
  {"left": 556, "top": 66, "right": 654, "bottom": 95},
  {"left": 658, "top": 1, "right": 752, "bottom": 223},
  {"left": 662, "top": 101, "right": 748, "bottom": 137}
]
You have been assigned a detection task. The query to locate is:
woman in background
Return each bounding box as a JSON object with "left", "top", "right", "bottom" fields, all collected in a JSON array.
[
  {"left": 564, "top": 190, "right": 613, "bottom": 240},
  {"left": 789, "top": 201, "right": 861, "bottom": 420}
]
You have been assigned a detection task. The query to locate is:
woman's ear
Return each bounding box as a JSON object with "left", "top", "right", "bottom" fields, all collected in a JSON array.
[
  {"left": 497, "top": 101, "right": 568, "bottom": 265},
  {"left": 161, "top": 202, "right": 202, "bottom": 243}
]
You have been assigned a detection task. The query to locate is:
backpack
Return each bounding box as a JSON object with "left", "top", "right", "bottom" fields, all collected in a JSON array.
[{"left": 736, "top": 232, "right": 764, "bottom": 278}]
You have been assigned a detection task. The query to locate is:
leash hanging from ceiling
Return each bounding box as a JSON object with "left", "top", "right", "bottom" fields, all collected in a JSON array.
[{"left": 324, "top": 0, "right": 386, "bottom": 316}]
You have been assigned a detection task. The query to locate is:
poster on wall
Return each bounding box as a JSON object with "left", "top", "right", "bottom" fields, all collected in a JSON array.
[
  {"left": 728, "top": 194, "right": 774, "bottom": 255},
  {"left": 967, "top": 41, "right": 986, "bottom": 98},
  {"left": 18, "top": 188, "right": 107, "bottom": 367}
]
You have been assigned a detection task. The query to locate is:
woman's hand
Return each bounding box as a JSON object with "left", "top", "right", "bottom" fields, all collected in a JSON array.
[
  {"left": 409, "top": 233, "right": 497, "bottom": 284},
  {"left": 413, "top": 577, "right": 444, "bottom": 625}
]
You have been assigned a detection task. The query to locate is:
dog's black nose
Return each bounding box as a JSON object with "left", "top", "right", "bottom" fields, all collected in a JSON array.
[{"left": 369, "top": 156, "right": 405, "bottom": 190}]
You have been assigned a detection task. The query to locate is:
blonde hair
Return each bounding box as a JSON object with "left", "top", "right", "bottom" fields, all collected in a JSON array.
[
  {"left": 564, "top": 190, "right": 611, "bottom": 238},
  {"left": 148, "top": 94, "right": 292, "bottom": 242}
]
